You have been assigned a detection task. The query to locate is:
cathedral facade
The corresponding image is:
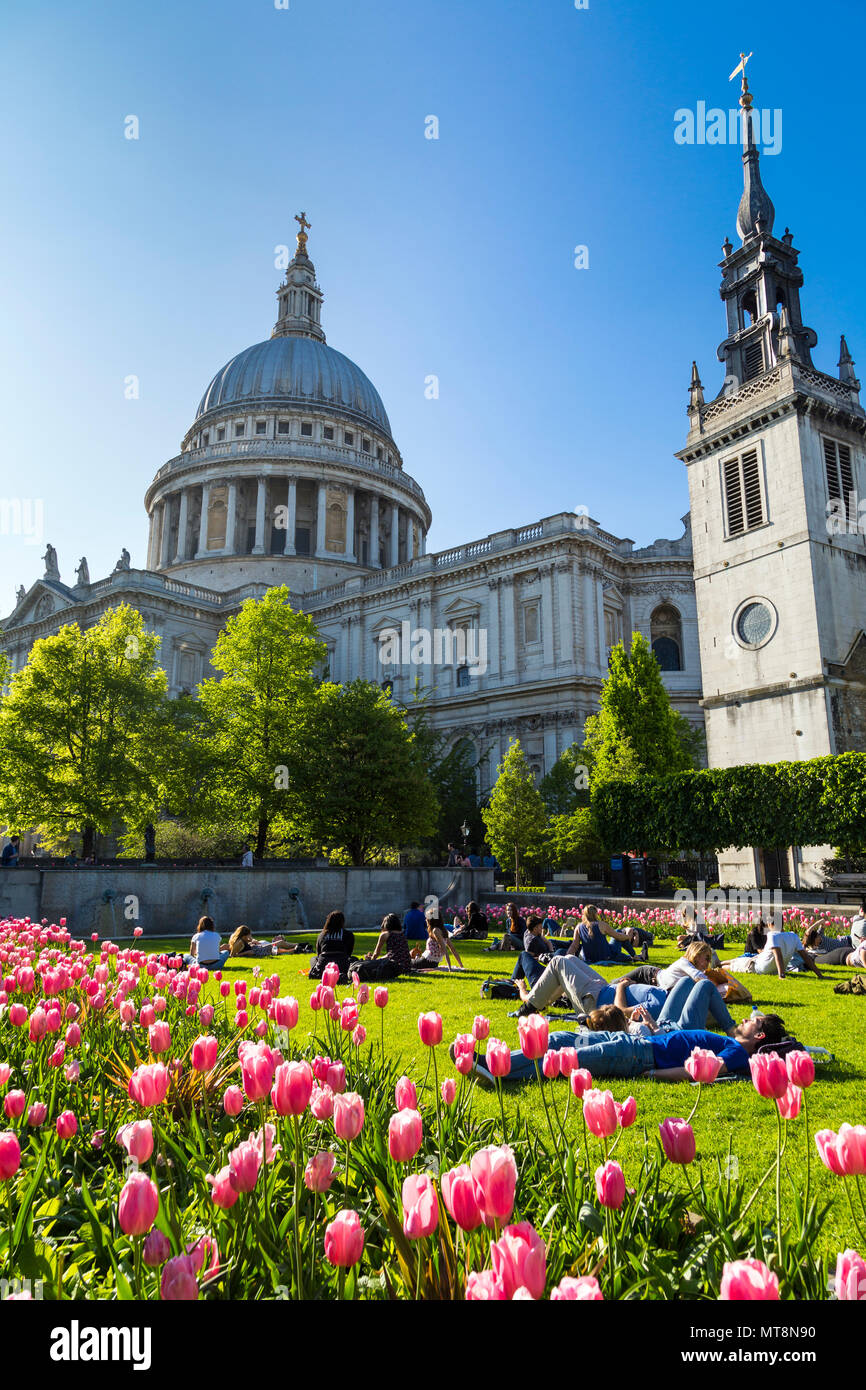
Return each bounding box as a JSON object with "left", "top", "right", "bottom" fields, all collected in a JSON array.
[{"left": 4, "top": 78, "right": 864, "bottom": 886}]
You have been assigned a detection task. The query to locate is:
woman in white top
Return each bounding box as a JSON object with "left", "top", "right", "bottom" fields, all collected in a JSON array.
[
  {"left": 411, "top": 912, "right": 464, "bottom": 972},
  {"left": 613, "top": 940, "right": 713, "bottom": 992}
]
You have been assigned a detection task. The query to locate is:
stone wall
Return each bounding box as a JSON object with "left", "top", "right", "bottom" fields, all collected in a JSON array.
[{"left": 0, "top": 866, "right": 492, "bottom": 939}]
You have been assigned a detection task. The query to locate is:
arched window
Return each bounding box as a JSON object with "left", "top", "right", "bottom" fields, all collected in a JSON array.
[
  {"left": 651, "top": 604, "right": 683, "bottom": 671},
  {"left": 742, "top": 290, "right": 758, "bottom": 327}
]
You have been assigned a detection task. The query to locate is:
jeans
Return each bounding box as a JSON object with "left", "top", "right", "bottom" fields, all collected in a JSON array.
[
  {"left": 575, "top": 1033, "right": 656, "bottom": 1078},
  {"left": 655, "top": 976, "right": 735, "bottom": 1032},
  {"left": 184, "top": 950, "right": 229, "bottom": 970},
  {"left": 604, "top": 939, "right": 636, "bottom": 963},
  {"left": 511, "top": 951, "right": 547, "bottom": 985}
]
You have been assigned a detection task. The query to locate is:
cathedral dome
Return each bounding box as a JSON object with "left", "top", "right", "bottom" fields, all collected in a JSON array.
[{"left": 194, "top": 335, "right": 392, "bottom": 436}]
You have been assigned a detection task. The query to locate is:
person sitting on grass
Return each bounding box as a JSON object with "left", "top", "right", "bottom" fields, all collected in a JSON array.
[
  {"left": 309, "top": 911, "right": 356, "bottom": 979},
  {"left": 450, "top": 900, "right": 489, "bottom": 942},
  {"left": 228, "top": 924, "right": 298, "bottom": 958},
  {"left": 506, "top": 914, "right": 560, "bottom": 986},
  {"left": 454, "top": 1002, "right": 788, "bottom": 1088},
  {"left": 675, "top": 903, "right": 724, "bottom": 953},
  {"left": 412, "top": 909, "right": 464, "bottom": 972},
  {"left": 352, "top": 913, "right": 412, "bottom": 982},
  {"left": 722, "top": 921, "right": 824, "bottom": 979},
  {"left": 613, "top": 939, "right": 713, "bottom": 992},
  {"left": 184, "top": 915, "right": 229, "bottom": 970},
  {"left": 573, "top": 904, "right": 646, "bottom": 964},
  {"left": 485, "top": 901, "right": 528, "bottom": 953}
]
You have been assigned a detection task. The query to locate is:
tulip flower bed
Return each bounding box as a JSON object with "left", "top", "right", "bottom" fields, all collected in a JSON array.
[
  {"left": 468, "top": 902, "right": 857, "bottom": 945},
  {"left": 0, "top": 915, "right": 864, "bottom": 1302}
]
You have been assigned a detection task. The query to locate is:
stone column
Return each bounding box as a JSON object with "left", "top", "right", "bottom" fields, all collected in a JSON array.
[
  {"left": 541, "top": 562, "right": 555, "bottom": 667},
  {"left": 196, "top": 483, "right": 211, "bottom": 558},
  {"left": 406, "top": 518, "right": 415, "bottom": 562},
  {"left": 174, "top": 489, "right": 189, "bottom": 563},
  {"left": 543, "top": 723, "right": 558, "bottom": 773},
  {"left": 556, "top": 560, "right": 574, "bottom": 666},
  {"left": 345, "top": 487, "right": 356, "bottom": 561},
  {"left": 283, "top": 478, "right": 297, "bottom": 555},
  {"left": 390, "top": 503, "right": 400, "bottom": 566},
  {"left": 369, "top": 497, "right": 379, "bottom": 568},
  {"left": 316, "top": 482, "right": 328, "bottom": 558},
  {"left": 596, "top": 582, "right": 606, "bottom": 667},
  {"left": 159, "top": 497, "right": 173, "bottom": 567},
  {"left": 146, "top": 511, "right": 157, "bottom": 569},
  {"left": 501, "top": 576, "right": 516, "bottom": 675},
  {"left": 581, "top": 565, "right": 597, "bottom": 668},
  {"left": 486, "top": 577, "right": 501, "bottom": 679},
  {"left": 252, "top": 478, "right": 267, "bottom": 554},
  {"left": 225, "top": 481, "right": 238, "bottom": 555}
]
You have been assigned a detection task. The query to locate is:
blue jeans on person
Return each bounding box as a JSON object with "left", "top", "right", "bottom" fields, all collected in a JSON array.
[
  {"left": 184, "top": 950, "right": 229, "bottom": 970},
  {"left": 656, "top": 977, "right": 735, "bottom": 1032},
  {"left": 499, "top": 1029, "right": 654, "bottom": 1083},
  {"left": 511, "top": 951, "right": 565, "bottom": 986},
  {"left": 604, "top": 940, "right": 636, "bottom": 964}
]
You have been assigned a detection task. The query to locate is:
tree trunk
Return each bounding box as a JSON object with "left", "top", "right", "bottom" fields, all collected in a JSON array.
[
  {"left": 514, "top": 843, "right": 520, "bottom": 889},
  {"left": 82, "top": 824, "right": 95, "bottom": 859},
  {"left": 255, "top": 815, "right": 268, "bottom": 859}
]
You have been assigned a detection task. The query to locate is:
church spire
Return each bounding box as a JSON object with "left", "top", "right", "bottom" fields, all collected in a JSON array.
[
  {"left": 272, "top": 212, "right": 326, "bottom": 342},
  {"left": 734, "top": 58, "right": 775, "bottom": 241}
]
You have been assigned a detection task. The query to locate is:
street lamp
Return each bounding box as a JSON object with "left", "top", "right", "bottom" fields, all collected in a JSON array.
[{"left": 460, "top": 821, "right": 469, "bottom": 853}]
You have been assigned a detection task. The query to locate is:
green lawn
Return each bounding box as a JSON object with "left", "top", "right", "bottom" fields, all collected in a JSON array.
[{"left": 148, "top": 932, "right": 865, "bottom": 1257}]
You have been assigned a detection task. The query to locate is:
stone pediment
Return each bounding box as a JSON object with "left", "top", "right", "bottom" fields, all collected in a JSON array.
[
  {"left": 442, "top": 595, "right": 483, "bottom": 619},
  {"left": 827, "top": 630, "right": 866, "bottom": 683},
  {"left": 2, "top": 580, "right": 79, "bottom": 630}
]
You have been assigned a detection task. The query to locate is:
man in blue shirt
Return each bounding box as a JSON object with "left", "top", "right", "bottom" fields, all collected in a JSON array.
[
  {"left": 402, "top": 902, "right": 427, "bottom": 941},
  {"left": 457, "top": 1010, "right": 787, "bottom": 1087}
]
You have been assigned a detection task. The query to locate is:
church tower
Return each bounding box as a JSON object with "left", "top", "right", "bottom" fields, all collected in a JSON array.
[{"left": 678, "top": 62, "right": 866, "bottom": 887}]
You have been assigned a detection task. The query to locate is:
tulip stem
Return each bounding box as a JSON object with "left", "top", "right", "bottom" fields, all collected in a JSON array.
[
  {"left": 801, "top": 1090, "right": 810, "bottom": 1225},
  {"left": 292, "top": 1115, "right": 304, "bottom": 1301},
  {"left": 774, "top": 1109, "right": 783, "bottom": 1267},
  {"left": 345, "top": 1140, "right": 351, "bottom": 1197},
  {"left": 842, "top": 1180, "right": 866, "bottom": 1246},
  {"left": 495, "top": 1078, "right": 507, "bottom": 1140},
  {"left": 533, "top": 1061, "right": 565, "bottom": 1177},
  {"left": 430, "top": 1046, "right": 442, "bottom": 1159},
  {"left": 685, "top": 1082, "right": 701, "bottom": 1128}
]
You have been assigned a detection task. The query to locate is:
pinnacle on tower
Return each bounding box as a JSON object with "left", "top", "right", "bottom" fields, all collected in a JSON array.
[
  {"left": 839, "top": 335, "right": 860, "bottom": 389},
  {"left": 688, "top": 361, "right": 704, "bottom": 413}
]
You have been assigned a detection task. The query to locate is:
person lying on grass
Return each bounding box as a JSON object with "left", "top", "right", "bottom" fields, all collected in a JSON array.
[
  {"left": 513, "top": 953, "right": 667, "bottom": 1019},
  {"left": 453, "top": 1002, "right": 788, "bottom": 1088},
  {"left": 800, "top": 926, "right": 866, "bottom": 970}
]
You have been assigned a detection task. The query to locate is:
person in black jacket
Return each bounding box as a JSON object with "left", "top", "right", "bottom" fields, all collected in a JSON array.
[
  {"left": 309, "top": 911, "right": 356, "bottom": 980},
  {"left": 451, "top": 900, "right": 488, "bottom": 941}
]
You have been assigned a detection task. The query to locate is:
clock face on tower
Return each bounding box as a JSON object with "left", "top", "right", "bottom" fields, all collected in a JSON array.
[{"left": 734, "top": 599, "right": 776, "bottom": 649}]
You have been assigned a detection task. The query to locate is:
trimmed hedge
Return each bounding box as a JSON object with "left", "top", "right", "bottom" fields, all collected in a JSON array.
[{"left": 592, "top": 752, "right": 866, "bottom": 854}]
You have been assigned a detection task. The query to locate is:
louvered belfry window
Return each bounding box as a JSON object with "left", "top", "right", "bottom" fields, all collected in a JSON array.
[
  {"left": 723, "top": 447, "right": 764, "bottom": 535},
  {"left": 823, "top": 436, "right": 855, "bottom": 505},
  {"left": 743, "top": 340, "right": 765, "bottom": 381}
]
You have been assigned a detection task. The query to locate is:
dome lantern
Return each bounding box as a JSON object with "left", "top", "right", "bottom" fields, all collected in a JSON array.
[{"left": 272, "top": 212, "right": 326, "bottom": 343}]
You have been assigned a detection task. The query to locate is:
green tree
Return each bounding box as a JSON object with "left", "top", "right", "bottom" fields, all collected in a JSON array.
[
  {"left": 406, "top": 684, "right": 485, "bottom": 852},
  {"left": 0, "top": 606, "right": 168, "bottom": 857},
  {"left": 481, "top": 739, "right": 548, "bottom": 887},
  {"left": 545, "top": 807, "right": 604, "bottom": 870},
  {"left": 194, "top": 586, "right": 325, "bottom": 858},
  {"left": 538, "top": 744, "right": 585, "bottom": 815},
  {"left": 287, "top": 680, "right": 438, "bottom": 864},
  {"left": 583, "top": 632, "right": 694, "bottom": 787}
]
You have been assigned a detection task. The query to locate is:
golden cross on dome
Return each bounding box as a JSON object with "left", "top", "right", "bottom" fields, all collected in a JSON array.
[{"left": 295, "top": 211, "right": 311, "bottom": 243}]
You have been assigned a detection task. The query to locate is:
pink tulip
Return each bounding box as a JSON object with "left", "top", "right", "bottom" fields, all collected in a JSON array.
[
  {"left": 719, "top": 1258, "right": 780, "bottom": 1301},
  {"left": 373, "top": 987, "right": 389, "bottom": 1008},
  {"left": 222, "top": 1085, "right": 244, "bottom": 1117},
  {"left": 207, "top": 1166, "right": 239, "bottom": 1209},
  {"left": 659, "top": 1117, "right": 696, "bottom": 1165},
  {"left": 418, "top": 1012, "right": 443, "bottom": 1047},
  {"left": 118, "top": 1171, "right": 159, "bottom": 1236},
  {"left": 240, "top": 1041, "right": 275, "bottom": 1102},
  {"left": 356, "top": 984, "right": 369, "bottom": 1006},
  {"left": 824, "top": 1124, "right": 866, "bottom": 1176},
  {"left": 518, "top": 1013, "right": 549, "bottom": 1061},
  {"left": 776, "top": 1084, "right": 802, "bottom": 1120},
  {"left": 4, "top": 1090, "right": 25, "bottom": 1120},
  {"left": 115, "top": 1119, "right": 154, "bottom": 1164},
  {"left": 472, "top": 1015, "right": 490, "bottom": 1042},
  {"left": 251, "top": 1123, "right": 280, "bottom": 1164},
  {"left": 143, "top": 1229, "right": 171, "bottom": 1266},
  {"left": 66, "top": 1022, "right": 82, "bottom": 1048},
  {"left": 0, "top": 1131, "right": 21, "bottom": 1181},
  {"left": 551, "top": 1275, "right": 603, "bottom": 1300},
  {"left": 0, "top": 1064, "right": 10, "bottom": 1089},
  {"left": 310, "top": 1085, "right": 335, "bottom": 1121},
  {"left": 469, "top": 1144, "right": 518, "bottom": 1222},
  {"left": 320, "top": 986, "right": 335, "bottom": 1012},
  {"left": 402, "top": 1172, "right": 439, "bottom": 1239},
  {"left": 441, "top": 1078, "right": 457, "bottom": 1106},
  {"left": 322, "top": 963, "right": 341, "bottom": 990},
  {"left": 835, "top": 1249, "right": 866, "bottom": 1301},
  {"left": 388, "top": 1109, "right": 423, "bottom": 1163},
  {"left": 684, "top": 1048, "right": 723, "bottom": 1084},
  {"left": 228, "top": 1139, "right": 261, "bottom": 1193},
  {"left": 815, "top": 1129, "right": 846, "bottom": 1175},
  {"left": 340, "top": 1000, "right": 359, "bottom": 1032},
  {"left": 749, "top": 1052, "right": 789, "bottom": 1101},
  {"left": 199, "top": 1004, "right": 214, "bottom": 1027},
  {"left": 333, "top": 1091, "right": 365, "bottom": 1142},
  {"left": 542, "top": 1051, "right": 561, "bottom": 1079},
  {"left": 186, "top": 1235, "right": 219, "bottom": 1280},
  {"left": 569, "top": 1068, "right": 592, "bottom": 1098},
  {"left": 485, "top": 1038, "right": 512, "bottom": 1079},
  {"left": 490, "top": 1221, "right": 546, "bottom": 1300},
  {"left": 395, "top": 1076, "right": 417, "bottom": 1111},
  {"left": 271, "top": 1060, "right": 314, "bottom": 1117},
  {"left": 160, "top": 1254, "right": 199, "bottom": 1301},
  {"left": 128, "top": 1062, "right": 170, "bottom": 1108},
  {"left": 326, "top": 1061, "right": 346, "bottom": 1094},
  {"left": 9, "top": 1003, "right": 27, "bottom": 1028},
  {"left": 441, "top": 1164, "right": 484, "bottom": 1232},
  {"left": 583, "top": 1089, "right": 618, "bottom": 1139},
  {"left": 785, "top": 1050, "right": 815, "bottom": 1089},
  {"left": 557, "top": 1047, "right": 578, "bottom": 1076},
  {"left": 615, "top": 1095, "right": 637, "bottom": 1129},
  {"left": 190, "top": 1034, "right": 218, "bottom": 1073},
  {"left": 304, "top": 1151, "right": 336, "bottom": 1193},
  {"left": 324, "top": 1209, "right": 365, "bottom": 1267},
  {"left": 27, "top": 1103, "right": 47, "bottom": 1127},
  {"left": 595, "top": 1160, "right": 626, "bottom": 1210},
  {"left": 464, "top": 1270, "right": 507, "bottom": 1300}
]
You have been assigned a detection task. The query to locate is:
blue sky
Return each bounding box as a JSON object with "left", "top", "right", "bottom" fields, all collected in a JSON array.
[{"left": 1, "top": 0, "right": 863, "bottom": 604}]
